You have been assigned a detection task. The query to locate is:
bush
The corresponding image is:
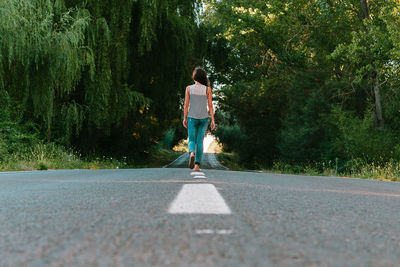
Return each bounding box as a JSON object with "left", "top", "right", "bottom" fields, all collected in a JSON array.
[
  {"left": 331, "top": 107, "right": 400, "bottom": 163},
  {"left": 159, "top": 128, "right": 175, "bottom": 149},
  {"left": 37, "top": 161, "right": 48, "bottom": 170},
  {"left": 278, "top": 75, "right": 337, "bottom": 163},
  {"left": 214, "top": 124, "right": 244, "bottom": 153}
]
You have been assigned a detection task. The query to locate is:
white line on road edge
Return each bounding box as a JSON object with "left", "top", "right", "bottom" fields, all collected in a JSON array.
[
  {"left": 190, "top": 172, "right": 205, "bottom": 176},
  {"left": 208, "top": 153, "right": 229, "bottom": 170},
  {"left": 168, "top": 184, "right": 232, "bottom": 214},
  {"left": 162, "top": 153, "right": 187, "bottom": 168}
]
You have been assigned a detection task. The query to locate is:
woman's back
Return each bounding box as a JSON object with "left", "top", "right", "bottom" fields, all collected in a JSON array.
[{"left": 188, "top": 84, "right": 209, "bottom": 119}]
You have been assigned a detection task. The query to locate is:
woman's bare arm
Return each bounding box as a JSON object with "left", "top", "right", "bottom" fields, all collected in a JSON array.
[
  {"left": 207, "top": 86, "right": 215, "bottom": 130},
  {"left": 183, "top": 86, "right": 190, "bottom": 128}
]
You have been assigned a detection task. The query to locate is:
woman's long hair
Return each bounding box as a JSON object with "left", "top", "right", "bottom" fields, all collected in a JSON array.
[{"left": 193, "top": 67, "right": 210, "bottom": 87}]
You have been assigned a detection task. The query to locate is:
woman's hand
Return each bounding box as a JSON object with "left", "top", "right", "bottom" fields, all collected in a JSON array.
[
  {"left": 210, "top": 120, "right": 216, "bottom": 131},
  {"left": 183, "top": 118, "right": 188, "bottom": 128}
]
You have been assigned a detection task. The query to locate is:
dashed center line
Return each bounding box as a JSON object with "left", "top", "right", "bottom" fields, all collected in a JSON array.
[
  {"left": 190, "top": 172, "right": 205, "bottom": 176},
  {"left": 195, "top": 229, "right": 233, "bottom": 235},
  {"left": 168, "top": 184, "right": 232, "bottom": 214}
]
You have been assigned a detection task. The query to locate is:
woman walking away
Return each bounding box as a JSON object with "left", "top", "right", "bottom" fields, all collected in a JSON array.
[{"left": 183, "top": 67, "right": 215, "bottom": 171}]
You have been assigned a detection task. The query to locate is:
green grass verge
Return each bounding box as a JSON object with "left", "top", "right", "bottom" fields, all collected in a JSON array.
[
  {"left": 0, "top": 143, "right": 183, "bottom": 172},
  {"left": 217, "top": 152, "right": 400, "bottom": 182}
]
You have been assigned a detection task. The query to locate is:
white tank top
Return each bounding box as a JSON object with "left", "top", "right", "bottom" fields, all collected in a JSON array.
[{"left": 187, "top": 84, "right": 209, "bottom": 119}]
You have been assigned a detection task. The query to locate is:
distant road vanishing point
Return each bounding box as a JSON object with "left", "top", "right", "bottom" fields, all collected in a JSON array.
[{"left": 164, "top": 134, "right": 228, "bottom": 170}]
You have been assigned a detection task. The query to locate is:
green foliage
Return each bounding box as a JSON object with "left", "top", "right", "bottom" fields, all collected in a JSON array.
[
  {"left": 158, "top": 128, "right": 175, "bottom": 149},
  {"left": 0, "top": 0, "right": 204, "bottom": 161},
  {"left": 214, "top": 124, "right": 244, "bottom": 153},
  {"left": 278, "top": 73, "right": 338, "bottom": 162},
  {"left": 0, "top": 0, "right": 91, "bottom": 136},
  {"left": 270, "top": 158, "right": 400, "bottom": 182},
  {"left": 0, "top": 89, "right": 39, "bottom": 158},
  {"left": 0, "top": 141, "right": 132, "bottom": 171},
  {"left": 331, "top": 107, "right": 400, "bottom": 162},
  {"left": 216, "top": 78, "right": 286, "bottom": 167},
  {"left": 205, "top": 0, "right": 400, "bottom": 173}
]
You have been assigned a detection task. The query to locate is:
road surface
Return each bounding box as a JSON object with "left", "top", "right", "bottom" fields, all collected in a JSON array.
[
  {"left": 1, "top": 155, "right": 400, "bottom": 266},
  {"left": 164, "top": 152, "right": 227, "bottom": 170}
]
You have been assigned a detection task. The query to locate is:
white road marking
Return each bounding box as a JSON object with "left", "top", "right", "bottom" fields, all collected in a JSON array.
[
  {"left": 195, "top": 229, "right": 214, "bottom": 234},
  {"left": 168, "top": 184, "right": 232, "bottom": 214},
  {"left": 193, "top": 176, "right": 207, "bottom": 179},
  {"left": 195, "top": 229, "right": 233, "bottom": 235},
  {"left": 216, "top": 229, "right": 233, "bottom": 235},
  {"left": 190, "top": 172, "right": 205, "bottom": 176}
]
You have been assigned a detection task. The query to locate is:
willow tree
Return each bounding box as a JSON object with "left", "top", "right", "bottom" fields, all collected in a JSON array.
[
  {"left": 66, "top": 0, "right": 204, "bottom": 155},
  {"left": 0, "top": 0, "right": 91, "bottom": 141},
  {"left": 1, "top": 0, "right": 205, "bottom": 158}
]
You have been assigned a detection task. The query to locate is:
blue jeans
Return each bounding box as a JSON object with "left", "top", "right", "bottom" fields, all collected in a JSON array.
[{"left": 188, "top": 117, "right": 209, "bottom": 165}]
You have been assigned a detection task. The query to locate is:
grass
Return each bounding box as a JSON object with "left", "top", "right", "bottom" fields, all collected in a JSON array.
[
  {"left": 270, "top": 160, "right": 400, "bottom": 182},
  {"left": 216, "top": 152, "right": 400, "bottom": 182},
  {"left": 0, "top": 143, "right": 183, "bottom": 172},
  {"left": 5, "top": 139, "right": 398, "bottom": 183}
]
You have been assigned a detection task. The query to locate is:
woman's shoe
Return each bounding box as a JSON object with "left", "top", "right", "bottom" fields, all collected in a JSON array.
[{"left": 189, "top": 153, "right": 195, "bottom": 169}]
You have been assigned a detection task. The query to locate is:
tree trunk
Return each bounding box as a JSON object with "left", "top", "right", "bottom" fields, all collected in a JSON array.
[
  {"left": 47, "top": 121, "right": 51, "bottom": 142},
  {"left": 360, "top": 0, "right": 370, "bottom": 19},
  {"left": 373, "top": 70, "right": 384, "bottom": 129},
  {"left": 360, "top": 0, "right": 384, "bottom": 129}
]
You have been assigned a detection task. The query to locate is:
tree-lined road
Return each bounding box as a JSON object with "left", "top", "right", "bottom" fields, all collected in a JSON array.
[
  {"left": 164, "top": 152, "right": 228, "bottom": 170},
  {"left": 1, "top": 164, "right": 400, "bottom": 266}
]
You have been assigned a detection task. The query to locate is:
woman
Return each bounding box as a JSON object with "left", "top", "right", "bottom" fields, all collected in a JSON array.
[{"left": 183, "top": 67, "right": 215, "bottom": 171}]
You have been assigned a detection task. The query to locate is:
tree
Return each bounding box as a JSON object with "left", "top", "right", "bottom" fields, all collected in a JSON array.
[
  {"left": 1, "top": 0, "right": 206, "bottom": 159},
  {"left": 331, "top": 0, "right": 399, "bottom": 129},
  {"left": 204, "top": 0, "right": 400, "bottom": 165},
  {"left": 0, "top": 0, "right": 91, "bottom": 141}
]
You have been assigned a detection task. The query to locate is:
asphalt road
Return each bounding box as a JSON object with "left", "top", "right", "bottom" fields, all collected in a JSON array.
[
  {"left": 1, "top": 158, "right": 400, "bottom": 266},
  {"left": 164, "top": 152, "right": 228, "bottom": 170}
]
